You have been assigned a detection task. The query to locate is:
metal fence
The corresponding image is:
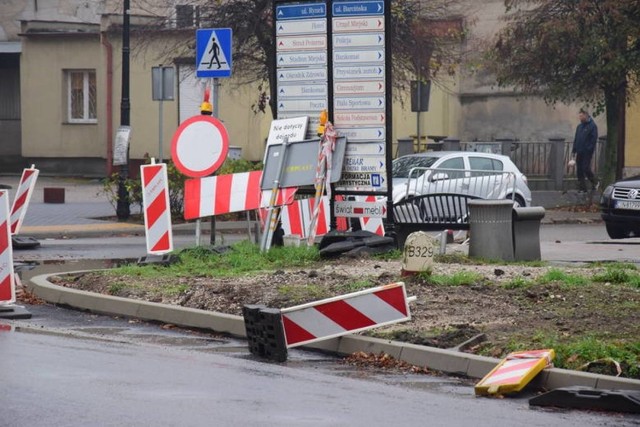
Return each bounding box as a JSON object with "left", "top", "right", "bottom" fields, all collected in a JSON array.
[{"left": 459, "top": 139, "right": 605, "bottom": 190}]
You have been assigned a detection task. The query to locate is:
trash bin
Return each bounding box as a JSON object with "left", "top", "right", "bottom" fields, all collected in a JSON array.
[
  {"left": 468, "top": 199, "right": 514, "bottom": 261},
  {"left": 512, "top": 206, "right": 545, "bottom": 261},
  {"left": 397, "top": 138, "right": 414, "bottom": 157}
]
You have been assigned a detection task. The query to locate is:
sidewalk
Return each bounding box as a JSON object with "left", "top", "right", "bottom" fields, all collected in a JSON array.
[{"left": 0, "top": 175, "right": 602, "bottom": 238}]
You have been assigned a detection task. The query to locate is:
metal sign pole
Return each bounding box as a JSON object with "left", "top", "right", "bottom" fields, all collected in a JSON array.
[
  {"left": 159, "top": 98, "right": 164, "bottom": 162},
  {"left": 210, "top": 78, "right": 220, "bottom": 246},
  {"left": 260, "top": 137, "right": 290, "bottom": 252}
]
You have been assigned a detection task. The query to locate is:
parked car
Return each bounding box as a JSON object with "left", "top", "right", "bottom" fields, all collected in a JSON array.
[
  {"left": 391, "top": 151, "right": 532, "bottom": 206},
  {"left": 600, "top": 176, "right": 640, "bottom": 239}
]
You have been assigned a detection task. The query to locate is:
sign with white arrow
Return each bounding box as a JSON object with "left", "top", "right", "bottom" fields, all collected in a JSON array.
[
  {"left": 276, "top": 3, "right": 326, "bottom": 20},
  {"left": 333, "top": 1, "right": 384, "bottom": 16}
]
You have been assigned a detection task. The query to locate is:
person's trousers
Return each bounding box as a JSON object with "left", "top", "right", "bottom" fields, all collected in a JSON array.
[{"left": 576, "top": 151, "right": 597, "bottom": 191}]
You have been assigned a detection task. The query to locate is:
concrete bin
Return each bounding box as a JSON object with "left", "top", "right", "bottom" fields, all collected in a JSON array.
[
  {"left": 512, "top": 206, "right": 546, "bottom": 261},
  {"left": 397, "top": 138, "right": 414, "bottom": 157},
  {"left": 468, "top": 199, "right": 514, "bottom": 261}
]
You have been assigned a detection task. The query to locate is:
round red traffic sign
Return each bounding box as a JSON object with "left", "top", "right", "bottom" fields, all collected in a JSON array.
[{"left": 171, "top": 115, "right": 229, "bottom": 177}]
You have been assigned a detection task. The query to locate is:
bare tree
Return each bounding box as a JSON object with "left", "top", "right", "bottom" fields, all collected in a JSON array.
[
  {"left": 487, "top": 0, "right": 640, "bottom": 182},
  {"left": 121, "top": 0, "right": 468, "bottom": 117}
]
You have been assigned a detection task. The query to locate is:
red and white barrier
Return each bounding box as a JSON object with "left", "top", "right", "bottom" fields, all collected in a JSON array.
[
  {"left": 0, "top": 191, "right": 16, "bottom": 304},
  {"left": 281, "top": 282, "right": 412, "bottom": 347},
  {"left": 280, "top": 196, "right": 330, "bottom": 238},
  {"left": 475, "top": 349, "right": 555, "bottom": 395},
  {"left": 184, "top": 171, "right": 297, "bottom": 220},
  {"left": 141, "top": 163, "right": 173, "bottom": 255},
  {"left": 358, "top": 196, "right": 385, "bottom": 236},
  {"left": 10, "top": 166, "right": 39, "bottom": 235}
]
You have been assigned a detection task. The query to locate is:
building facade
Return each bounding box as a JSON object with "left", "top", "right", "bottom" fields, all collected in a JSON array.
[{"left": 3, "top": 0, "right": 638, "bottom": 177}]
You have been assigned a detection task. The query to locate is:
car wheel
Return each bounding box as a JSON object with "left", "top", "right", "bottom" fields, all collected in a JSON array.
[
  {"left": 507, "top": 194, "right": 526, "bottom": 208},
  {"left": 605, "top": 223, "right": 629, "bottom": 239}
]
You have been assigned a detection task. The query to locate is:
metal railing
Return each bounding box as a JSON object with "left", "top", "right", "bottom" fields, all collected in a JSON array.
[
  {"left": 393, "top": 168, "right": 517, "bottom": 225},
  {"left": 402, "top": 167, "right": 517, "bottom": 201},
  {"left": 431, "top": 138, "right": 605, "bottom": 190}
]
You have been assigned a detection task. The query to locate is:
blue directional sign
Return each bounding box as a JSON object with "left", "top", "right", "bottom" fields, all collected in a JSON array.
[
  {"left": 333, "top": 1, "right": 384, "bottom": 16},
  {"left": 196, "top": 28, "right": 232, "bottom": 78},
  {"left": 276, "top": 3, "right": 326, "bottom": 20}
]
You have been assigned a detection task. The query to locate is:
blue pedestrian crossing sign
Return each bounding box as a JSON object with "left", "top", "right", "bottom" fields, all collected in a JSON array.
[{"left": 196, "top": 28, "right": 232, "bottom": 78}]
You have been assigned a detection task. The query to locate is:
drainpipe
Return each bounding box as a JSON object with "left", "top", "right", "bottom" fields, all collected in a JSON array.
[{"left": 101, "top": 32, "right": 114, "bottom": 176}]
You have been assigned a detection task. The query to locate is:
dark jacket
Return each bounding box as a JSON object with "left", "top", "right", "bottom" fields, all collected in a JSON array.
[{"left": 572, "top": 117, "right": 598, "bottom": 155}]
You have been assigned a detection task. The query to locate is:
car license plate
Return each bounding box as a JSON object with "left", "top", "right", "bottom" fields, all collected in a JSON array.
[{"left": 615, "top": 200, "right": 640, "bottom": 210}]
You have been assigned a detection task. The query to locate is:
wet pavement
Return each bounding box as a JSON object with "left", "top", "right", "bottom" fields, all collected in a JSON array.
[{"left": 4, "top": 302, "right": 639, "bottom": 427}]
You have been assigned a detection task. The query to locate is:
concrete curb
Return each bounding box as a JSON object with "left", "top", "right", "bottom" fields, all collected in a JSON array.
[
  {"left": 21, "top": 221, "right": 256, "bottom": 239},
  {"left": 29, "top": 272, "right": 640, "bottom": 392}
]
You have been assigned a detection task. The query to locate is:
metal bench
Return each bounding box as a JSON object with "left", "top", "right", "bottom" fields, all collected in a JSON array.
[{"left": 393, "top": 193, "right": 482, "bottom": 247}]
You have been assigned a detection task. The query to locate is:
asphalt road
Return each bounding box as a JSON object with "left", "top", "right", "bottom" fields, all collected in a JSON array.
[
  {"left": 13, "top": 223, "right": 640, "bottom": 263},
  {"left": 3, "top": 306, "right": 637, "bottom": 427}
]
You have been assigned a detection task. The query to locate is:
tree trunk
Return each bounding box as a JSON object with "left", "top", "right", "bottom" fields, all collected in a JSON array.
[{"left": 603, "top": 85, "right": 626, "bottom": 184}]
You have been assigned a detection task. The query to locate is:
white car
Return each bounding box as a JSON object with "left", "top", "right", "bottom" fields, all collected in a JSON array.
[{"left": 392, "top": 151, "right": 532, "bottom": 207}]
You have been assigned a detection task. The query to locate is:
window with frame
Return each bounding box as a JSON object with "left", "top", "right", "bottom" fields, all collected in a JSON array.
[{"left": 66, "top": 70, "right": 97, "bottom": 123}]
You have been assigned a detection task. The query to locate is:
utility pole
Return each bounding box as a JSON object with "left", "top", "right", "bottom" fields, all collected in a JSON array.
[{"left": 116, "top": 0, "right": 131, "bottom": 220}]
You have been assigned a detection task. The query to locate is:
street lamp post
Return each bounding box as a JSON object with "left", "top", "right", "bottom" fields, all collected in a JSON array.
[{"left": 116, "top": 0, "right": 131, "bottom": 220}]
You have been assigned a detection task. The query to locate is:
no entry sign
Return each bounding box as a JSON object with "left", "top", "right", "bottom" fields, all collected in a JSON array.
[{"left": 171, "top": 115, "right": 229, "bottom": 178}]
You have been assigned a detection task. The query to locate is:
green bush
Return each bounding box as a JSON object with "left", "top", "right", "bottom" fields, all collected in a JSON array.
[{"left": 101, "top": 158, "right": 187, "bottom": 219}]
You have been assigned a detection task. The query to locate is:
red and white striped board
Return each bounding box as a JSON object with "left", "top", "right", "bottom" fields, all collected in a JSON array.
[
  {"left": 183, "top": 171, "right": 297, "bottom": 220},
  {"left": 141, "top": 163, "right": 173, "bottom": 255},
  {"left": 10, "top": 166, "right": 39, "bottom": 235},
  {"left": 475, "top": 349, "right": 555, "bottom": 396},
  {"left": 0, "top": 191, "right": 16, "bottom": 304},
  {"left": 358, "top": 196, "right": 385, "bottom": 236},
  {"left": 280, "top": 196, "right": 330, "bottom": 238},
  {"left": 281, "top": 282, "right": 412, "bottom": 348}
]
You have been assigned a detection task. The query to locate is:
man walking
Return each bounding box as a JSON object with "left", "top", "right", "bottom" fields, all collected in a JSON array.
[{"left": 571, "top": 108, "right": 599, "bottom": 193}]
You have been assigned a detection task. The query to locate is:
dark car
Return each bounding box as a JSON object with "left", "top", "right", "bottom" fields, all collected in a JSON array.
[{"left": 600, "top": 176, "right": 640, "bottom": 238}]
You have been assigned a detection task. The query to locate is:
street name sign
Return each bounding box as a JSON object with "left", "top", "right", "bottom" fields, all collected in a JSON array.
[
  {"left": 276, "top": 3, "right": 326, "bottom": 20},
  {"left": 333, "top": 1, "right": 384, "bottom": 16}
]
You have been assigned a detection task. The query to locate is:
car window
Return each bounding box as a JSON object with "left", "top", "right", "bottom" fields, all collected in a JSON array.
[
  {"left": 392, "top": 156, "right": 438, "bottom": 178},
  {"left": 437, "top": 157, "right": 464, "bottom": 170},
  {"left": 436, "top": 157, "right": 465, "bottom": 179},
  {"left": 469, "top": 157, "right": 504, "bottom": 176}
]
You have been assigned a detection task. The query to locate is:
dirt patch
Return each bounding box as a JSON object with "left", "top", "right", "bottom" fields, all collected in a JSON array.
[{"left": 46, "top": 257, "right": 640, "bottom": 378}]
